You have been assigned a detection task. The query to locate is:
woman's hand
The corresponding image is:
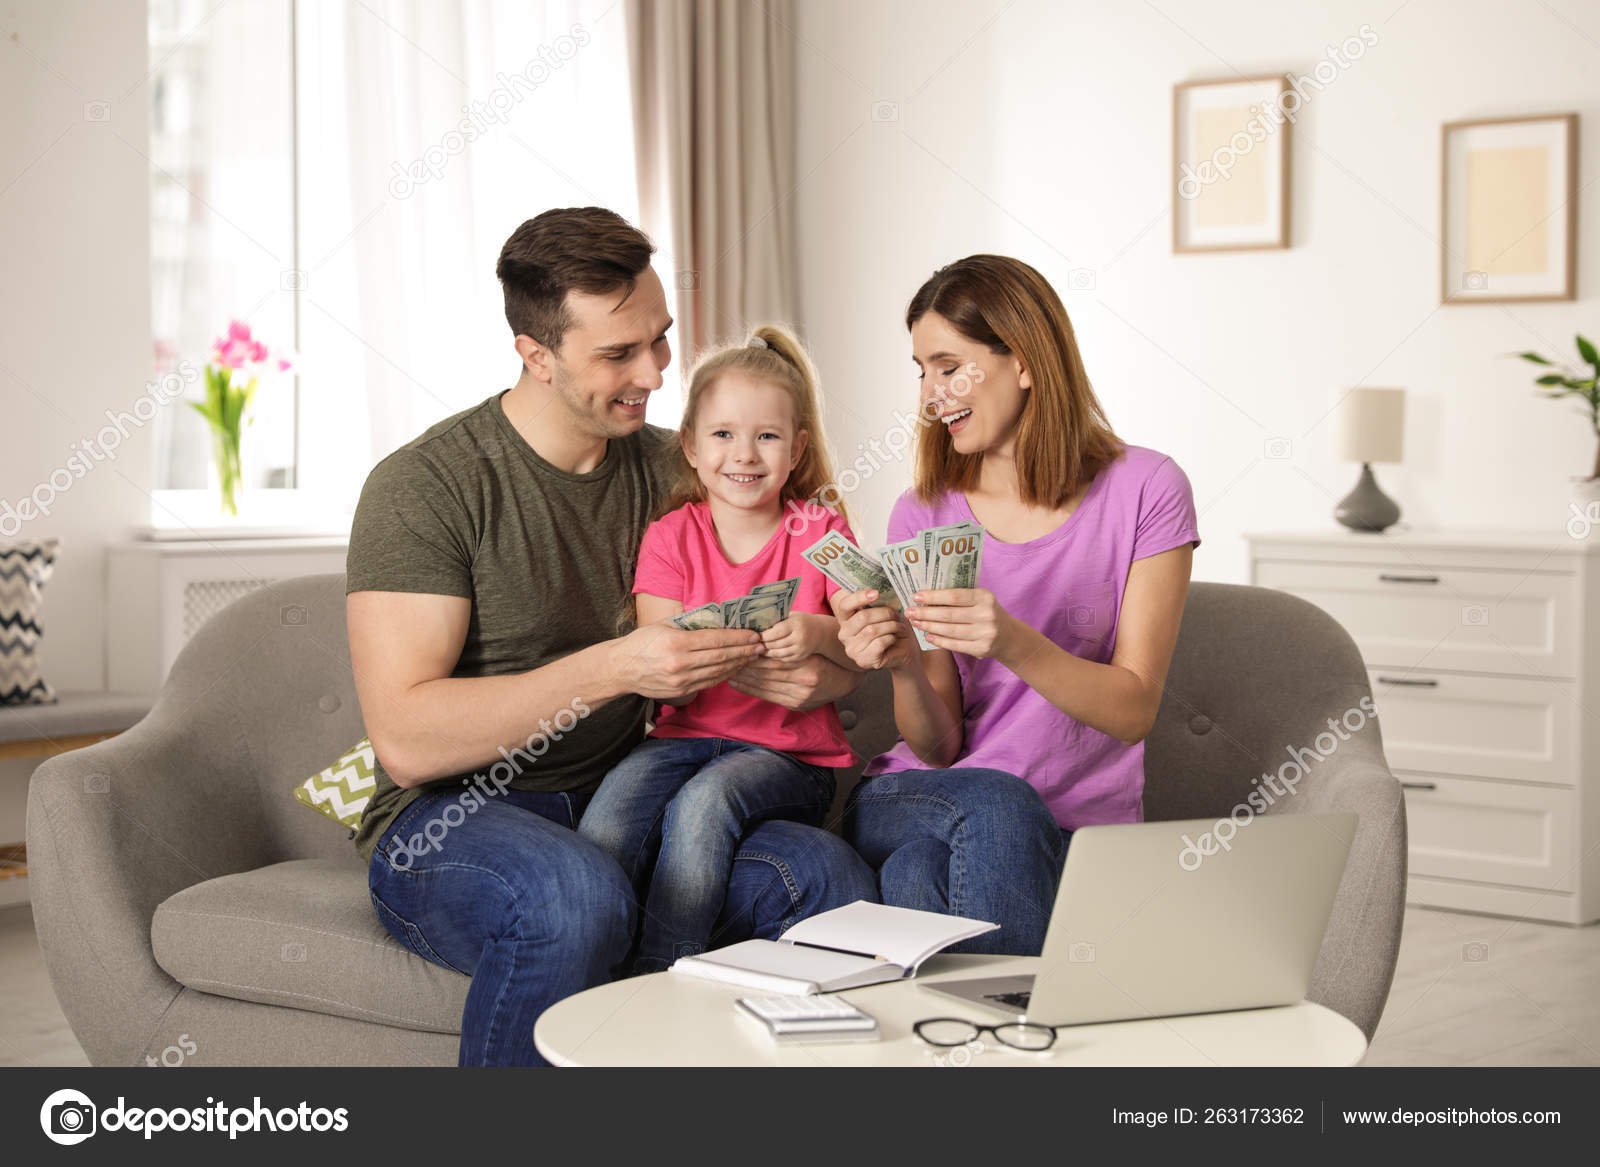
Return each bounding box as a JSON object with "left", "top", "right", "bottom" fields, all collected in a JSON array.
[
  {"left": 829, "top": 589, "right": 918, "bottom": 672},
  {"left": 906, "top": 588, "right": 1019, "bottom": 660}
]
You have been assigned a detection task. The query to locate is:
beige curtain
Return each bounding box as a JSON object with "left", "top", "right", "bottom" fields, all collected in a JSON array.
[{"left": 628, "top": 0, "right": 799, "bottom": 358}]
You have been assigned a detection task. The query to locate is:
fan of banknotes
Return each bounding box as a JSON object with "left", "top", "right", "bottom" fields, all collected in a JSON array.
[
  {"left": 801, "top": 523, "right": 985, "bottom": 650},
  {"left": 668, "top": 577, "right": 801, "bottom": 631}
]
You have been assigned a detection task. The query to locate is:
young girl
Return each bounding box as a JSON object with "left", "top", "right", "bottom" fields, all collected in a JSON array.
[
  {"left": 834, "top": 254, "right": 1199, "bottom": 955},
  {"left": 579, "top": 324, "right": 860, "bottom": 974}
]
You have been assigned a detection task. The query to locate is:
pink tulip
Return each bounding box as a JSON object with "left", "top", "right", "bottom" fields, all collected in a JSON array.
[{"left": 204, "top": 319, "right": 293, "bottom": 375}]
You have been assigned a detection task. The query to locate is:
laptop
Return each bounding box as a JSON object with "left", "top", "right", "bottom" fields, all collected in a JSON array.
[{"left": 923, "top": 812, "right": 1357, "bottom": 1025}]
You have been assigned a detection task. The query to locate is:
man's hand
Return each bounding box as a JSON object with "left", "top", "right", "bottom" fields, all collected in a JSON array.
[
  {"left": 609, "top": 621, "right": 765, "bottom": 701},
  {"left": 727, "top": 654, "right": 858, "bottom": 711},
  {"left": 830, "top": 588, "right": 916, "bottom": 672}
]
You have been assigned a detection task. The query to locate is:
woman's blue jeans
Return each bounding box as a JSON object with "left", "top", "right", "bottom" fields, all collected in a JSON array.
[{"left": 845, "top": 767, "right": 1071, "bottom": 955}]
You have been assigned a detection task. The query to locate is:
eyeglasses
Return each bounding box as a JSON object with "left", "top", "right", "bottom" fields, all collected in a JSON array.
[{"left": 913, "top": 1016, "right": 1063, "bottom": 1052}]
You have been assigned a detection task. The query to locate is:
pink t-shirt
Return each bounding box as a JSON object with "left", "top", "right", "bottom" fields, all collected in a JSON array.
[
  {"left": 864, "top": 445, "right": 1200, "bottom": 828},
  {"left": 633, "top": 500, "right": 856, "bottom": 767}
]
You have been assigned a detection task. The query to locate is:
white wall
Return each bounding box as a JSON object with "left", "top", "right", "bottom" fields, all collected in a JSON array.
[
  {"left": 2, "top": 0, "right": 152, "bottom": 690},
  {"left": 793, "top": 0, "right": 1600, "bottom": 580}
]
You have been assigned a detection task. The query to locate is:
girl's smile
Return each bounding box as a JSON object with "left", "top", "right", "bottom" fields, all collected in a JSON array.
[{"left": 684, "top": 372, "right": 808, "bottom": 516}]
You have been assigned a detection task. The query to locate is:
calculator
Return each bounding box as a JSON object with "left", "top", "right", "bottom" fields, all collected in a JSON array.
[{"left": 735, "top": 994, "right": 880, "bottom": 1043}]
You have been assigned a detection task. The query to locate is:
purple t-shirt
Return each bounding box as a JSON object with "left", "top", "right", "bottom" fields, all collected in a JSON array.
[{"left": 864, "top": 445, "right": 1200, "bottom": 828}]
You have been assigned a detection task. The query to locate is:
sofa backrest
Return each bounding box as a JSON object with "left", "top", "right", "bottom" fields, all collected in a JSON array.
[
  {"left": 829, "top": 581, "right": 1380, "bottom": 826},
  {"left": 157, "top": 573, "right": 368, "bottom": 865},
  {"left": 175, "top": 575, "right": 1374, "bottom": 862},
  {"left": 1144, "top": 581, "right": 1379, "bottom": 821}
]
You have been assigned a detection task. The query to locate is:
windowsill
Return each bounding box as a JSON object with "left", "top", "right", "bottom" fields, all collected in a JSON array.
[{"left": 145, "top": 489, "right": 353, "bottom": 541}]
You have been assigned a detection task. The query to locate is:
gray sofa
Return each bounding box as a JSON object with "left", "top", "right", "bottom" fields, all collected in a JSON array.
[{"left": 27, "top": 574, "right": 1405, "bottom": 1065}]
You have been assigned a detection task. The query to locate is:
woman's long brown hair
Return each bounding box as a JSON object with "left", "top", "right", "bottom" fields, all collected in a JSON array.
[{"left": 907, "top": 254, "right": 1122, "bottom": 508}]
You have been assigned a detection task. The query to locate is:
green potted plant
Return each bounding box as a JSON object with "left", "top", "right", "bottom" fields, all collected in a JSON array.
[{"left": 1514, "top": 334, "right": 1600, "bottom": 507}]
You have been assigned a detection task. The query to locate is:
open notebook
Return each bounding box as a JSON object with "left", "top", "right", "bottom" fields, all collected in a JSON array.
[{"left": 670, "top": 901, "right": 998, "bottom": 994}]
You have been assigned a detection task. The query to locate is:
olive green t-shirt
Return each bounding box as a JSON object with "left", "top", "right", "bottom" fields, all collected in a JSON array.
[{"left": 345, "top": 390, "right": 679, "bottom": 860}]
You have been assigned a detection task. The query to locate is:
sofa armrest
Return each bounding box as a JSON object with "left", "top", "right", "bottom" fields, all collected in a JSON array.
[
  {"left": 1270, "top": 748, "right": 1407, "bottom": 1042},
  {"left": 26, "top": 682, "right": 272, "bottom": 1065}
]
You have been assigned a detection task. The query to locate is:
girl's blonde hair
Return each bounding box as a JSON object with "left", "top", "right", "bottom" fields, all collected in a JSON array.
[{"left": 662, "top": 323, "right": 849, "bottom": 525}]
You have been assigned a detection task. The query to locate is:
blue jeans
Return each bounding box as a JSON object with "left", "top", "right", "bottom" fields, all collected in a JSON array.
[
  {"left": 368, "top": 786, "right": 875, "bottom": 1066},
  {"left": 578, "top": 736, "right": 836, "bottom": 973},
  {"left": 845, "top": 768, "right": 1071, "bottom": 956}
]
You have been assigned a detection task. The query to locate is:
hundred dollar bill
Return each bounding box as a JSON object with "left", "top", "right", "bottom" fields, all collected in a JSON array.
[
  {"left": 800, "top": 532, "right": 900, "bottom": 610},
  {"left": 924, "top": 521, "right": 984, "bottom": 591},
  {"left": 748, "top": 576, "right": 800, "bottom": 622},
  {"left": 670, "top": 602, "right": 726, "bottom": 631},
  {"left": 740, "top": 597, "right": 788, "bottom": 632},
  {"left": 878, "top": 539, "right": 932, "bottom": 650}
]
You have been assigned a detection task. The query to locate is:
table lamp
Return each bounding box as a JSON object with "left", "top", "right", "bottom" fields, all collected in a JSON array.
[{"left": 1334, "top": 387, "right": 1405, "bottom": 532}]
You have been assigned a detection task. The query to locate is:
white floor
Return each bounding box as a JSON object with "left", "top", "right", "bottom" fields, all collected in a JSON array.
[
  {"left": 1364, "top": 903, "right": 1600, "bottom": 1066},
  {"left": 2, "top": 901, "right": 1597, "bottom": 1066}
]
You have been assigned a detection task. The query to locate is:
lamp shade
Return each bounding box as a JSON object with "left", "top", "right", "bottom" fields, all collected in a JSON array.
[{"left": 1336, "top": 387, "right": 1405, "bottom": 464}]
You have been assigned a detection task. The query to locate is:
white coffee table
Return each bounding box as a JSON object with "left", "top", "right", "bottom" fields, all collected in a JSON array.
[{"left": 534, "top": 953, "right": 1368, "bottom": 1067}]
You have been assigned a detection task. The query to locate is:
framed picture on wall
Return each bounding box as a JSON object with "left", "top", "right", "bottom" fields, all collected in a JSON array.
[
  {"left": 1442, "top": 113, "right": 1578, "bottom": 303},
  {"left": 1173, "top": 74, "right": 1291, "bottom": 253}
]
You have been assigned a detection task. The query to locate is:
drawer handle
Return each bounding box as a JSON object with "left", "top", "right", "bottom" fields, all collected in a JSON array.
[
  {"left": 1378, "top": 573, "right": 1440, "bottom": 584},
  {"left": 1400, "top": 781, "right": 1437, "bottom": 791},
  {"left": 1376, "top": 676, "right": 1439, "bottom": 688}
]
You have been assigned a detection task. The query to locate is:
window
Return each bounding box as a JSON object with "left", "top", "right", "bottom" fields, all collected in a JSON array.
[
  {"left": 147, "top": 0, "right": 669, "bottom": 531},
  {"left": 148, "top": 0, "right": 297, "bottom": 503}
]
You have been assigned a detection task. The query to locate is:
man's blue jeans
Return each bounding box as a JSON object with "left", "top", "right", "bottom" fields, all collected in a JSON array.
[
  {"left": 578, "top": 736, "right": 836, "bottom": 973},
  {"left": 845, "top": 768, "right": 1071, "bottom": 956},
  {"left": 368, "top": 785, "right": 876, "bottom": 1066}
]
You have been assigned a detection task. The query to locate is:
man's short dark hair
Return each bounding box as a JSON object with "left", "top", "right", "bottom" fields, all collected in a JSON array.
[{"left": 495, "top": 207, "right": 656, "bottom": 350}]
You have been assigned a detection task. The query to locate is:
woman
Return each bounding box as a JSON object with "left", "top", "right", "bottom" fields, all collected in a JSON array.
[{"left": 832, "top": 254, "right": 1199, "bottom": 954}]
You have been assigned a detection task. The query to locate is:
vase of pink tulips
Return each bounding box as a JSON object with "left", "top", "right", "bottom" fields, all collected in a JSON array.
[{"left": 194, "top": 320, "right": 293, "bottom": 517}]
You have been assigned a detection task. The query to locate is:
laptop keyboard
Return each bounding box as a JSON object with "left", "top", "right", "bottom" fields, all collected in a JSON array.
[{"left": 984, "top": 990, "right": 1033, "bottom": 1010}]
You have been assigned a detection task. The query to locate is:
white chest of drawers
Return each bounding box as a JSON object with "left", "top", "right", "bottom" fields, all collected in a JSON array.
[{"left": 1248, "top": 529, "right": 1600, "bottom": 925}]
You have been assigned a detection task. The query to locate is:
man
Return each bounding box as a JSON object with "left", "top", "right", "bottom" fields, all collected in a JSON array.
[{"left": 346, "top": 207, "right": 875, "bottom": 1066}]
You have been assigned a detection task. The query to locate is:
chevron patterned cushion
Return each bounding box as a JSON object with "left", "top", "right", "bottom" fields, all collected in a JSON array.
[
  {"left": 1, "top": 538, "right": 59, "bottom": 707},
  {"left": 293, "top": 738, "right": 378, "bottom": 831}
]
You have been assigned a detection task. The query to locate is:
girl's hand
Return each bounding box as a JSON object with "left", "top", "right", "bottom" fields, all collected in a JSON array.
[
  {"left": 907, "top": 588, "right": 1016, "bottom": 660},
  {"left": 830, "top": 589, "right": 917, "bottom": 672},
  {"left": 761, "top": 613, "right": 827, "bottom": 662}
]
